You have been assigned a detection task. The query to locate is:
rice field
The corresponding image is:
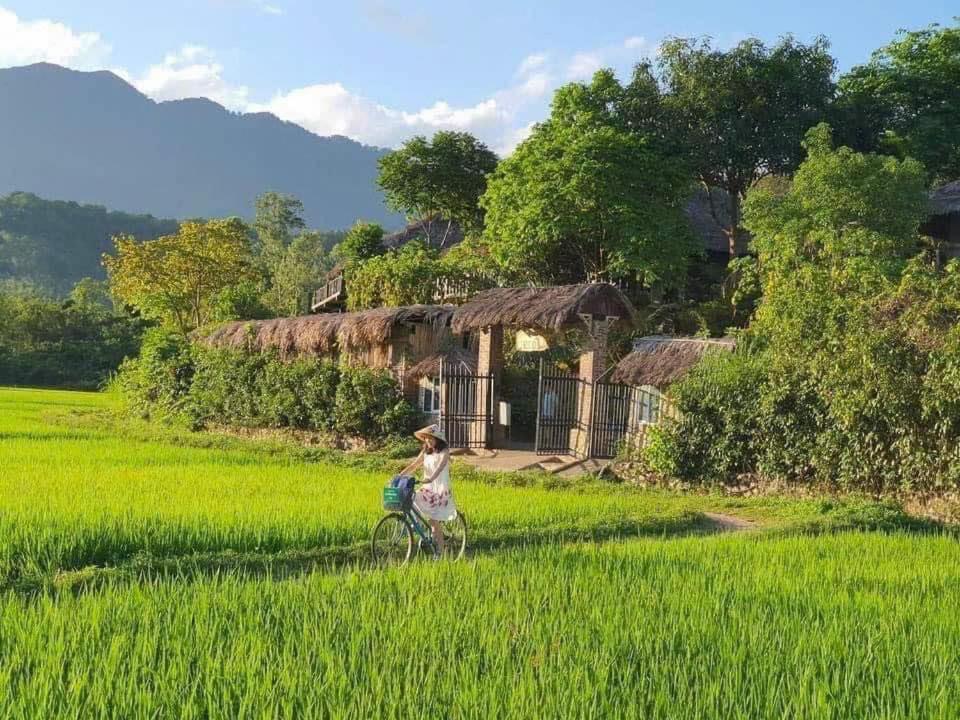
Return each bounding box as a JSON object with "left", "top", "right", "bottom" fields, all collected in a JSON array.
[{"left": 2, "top": 387, "right": 958, "bottom": 718}]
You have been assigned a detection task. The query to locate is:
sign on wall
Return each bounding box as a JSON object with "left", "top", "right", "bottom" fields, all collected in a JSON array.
[{"left": 515, "top": 329, "right": 549, "bottom": 352}]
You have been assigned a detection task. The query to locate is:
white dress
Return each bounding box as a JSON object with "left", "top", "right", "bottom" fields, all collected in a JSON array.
[{"left": 413, "top": 451, "right": 457, "bottom": 521}]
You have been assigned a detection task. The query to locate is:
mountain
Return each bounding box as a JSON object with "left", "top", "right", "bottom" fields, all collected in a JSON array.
[
  {"left": 0, "top": 192, "right": 178, "bottom": 294},
  {"left": 0, "top": 63, "right": 401, "bottom": 230}
]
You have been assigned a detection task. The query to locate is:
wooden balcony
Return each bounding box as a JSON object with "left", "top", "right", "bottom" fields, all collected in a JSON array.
[{"left": 311, "top": 273, "right": 345, "bottom": 311}]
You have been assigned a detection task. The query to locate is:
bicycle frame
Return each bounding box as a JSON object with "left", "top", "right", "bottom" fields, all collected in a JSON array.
[{"left": 405, "top": 504, "right": 437, "bottom": 548}]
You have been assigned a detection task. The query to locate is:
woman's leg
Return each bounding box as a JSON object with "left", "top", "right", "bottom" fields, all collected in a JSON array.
[{"left": 430, "top": 519, "right": 445, "bottom": 554}]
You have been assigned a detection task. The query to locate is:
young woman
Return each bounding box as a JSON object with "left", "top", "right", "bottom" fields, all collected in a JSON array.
[{"left": 399, "top": 424, "right": 457, "bottom": 552}]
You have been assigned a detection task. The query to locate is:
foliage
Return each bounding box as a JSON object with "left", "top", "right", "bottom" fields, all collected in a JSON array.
[
  {"left": 112, "top": 328, "right": 196, "bottom": 421},
  {"left": 337, "top": 221, "right": 385, "bottom": 264},
  {"left": 190, "top": 349, "right": 340, "bottom": 431},
  {"left": 252, "top": 191, "right": 306, "bottom": 273},
  {"left": 649, "top": 36, "right": 836, "bottom": 254},
  {"left": 0, "top": 192, "right": 177, "bottom": 295},
  {"left": 105, "top": 218, "right": 258, "bottom": 334},
  {"left": 267, "top": 230, "right": 332, "bottom": 316},
  {"left": 645, "top": 352, "right": 767, "bottom": 481},
  {"left": 115, "top": 338, "right": 414, "bottom": 441},
  {"left": 334, "top": 366, "right": 419, "bottom": 439},
  {"left": 648, "top": 126, "right": 960, "bottom": 491},
  {"left": 838, "top": 21, "right": 960, "bottom": 183},
  {"left": 0, "top": 280, "right": 144, "bottom": 390},
  {"left": 378, "top": 131, "right": 498, "bottom": 241},
  {"left": 481, "top": 71, "right": 696, "bottom": 286},
  {"left": 346, "top": 240, "right": 440, "bottom": 310}
]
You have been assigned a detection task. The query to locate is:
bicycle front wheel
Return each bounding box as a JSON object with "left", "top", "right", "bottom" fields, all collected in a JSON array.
[
  {"left": 371, "top": 513, "right": 414, "bottom": 566},
  {"left": 440, "top": 512, "right": 468, "bottom": 561}
]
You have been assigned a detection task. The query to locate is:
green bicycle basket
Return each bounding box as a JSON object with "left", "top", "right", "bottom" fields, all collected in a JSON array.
[{"left": 383, "top": 486, "right": 407, "bottom": 511}]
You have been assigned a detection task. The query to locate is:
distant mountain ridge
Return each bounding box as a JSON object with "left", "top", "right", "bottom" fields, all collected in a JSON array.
[{"left": 0, "top": 63, "right": 402, "bottom": 229}]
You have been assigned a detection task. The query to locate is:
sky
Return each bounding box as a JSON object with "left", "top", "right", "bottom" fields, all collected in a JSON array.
[{"left": 1, "top": 1, "right": 955, "bottom": 154}]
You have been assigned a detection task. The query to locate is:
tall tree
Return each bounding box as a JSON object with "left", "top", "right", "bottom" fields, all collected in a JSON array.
[
  {"left": 338, "top": 221, "right": 386, "bottom": 265},
  {"left": 648, "top": 36, "right": 836, "bottom": 255},
  {"left": 104, "top": 218, "right": 257, "bottom": 334},
  {"left": 266, "top": 231, "right": 331, "bottom": 316},
  {"left": 253, "top": 192, "right": 306, "bottom": 275},
  {"left": 481, "top": 71, "right": 696, "bottom": 286},
  {"left": 838, "top": 22, "right": 960, "bottom": 184},
  {"left": 377, "top": 131, "right": 498, "bottom": 245}
]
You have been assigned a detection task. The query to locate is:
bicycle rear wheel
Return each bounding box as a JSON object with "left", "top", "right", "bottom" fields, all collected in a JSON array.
[
  {"left": 440, "top": 512, "right": 467, "bottom": 561},
  {"left": 371, "top": 513, "right": 414, "bottom": 565}
]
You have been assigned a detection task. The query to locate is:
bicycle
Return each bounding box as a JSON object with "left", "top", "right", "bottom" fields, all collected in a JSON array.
[{"left": 371, "top": 476, "right": 467, "bottom": 565}]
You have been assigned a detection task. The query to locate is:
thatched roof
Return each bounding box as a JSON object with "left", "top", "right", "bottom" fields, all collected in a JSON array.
[
  {"left": 685, "top": 186, "right": 734, "bottom": 255},
  {"left": 610, "top": 336, "right": 735, "bottom": 388},
  {"left": 451, "top": 284, "right": 638, "bottom": 334},
  {"left": 930, "top": 181, "right": 960, "bottom": 217},
  {"left": 204, "top": 305, "right": 453, "bottom": 355},
  {"left": 203, "top": 313, "right": 346, "bottom": 355},
  {"left": 405, "top": 347, "right": 477, "bottom": 380},
  {"left": 383, "top": 217, "right": 463, "bottom": 249},
  {"left": 337, "top": 305, "right": 453, "bottom": 349}
]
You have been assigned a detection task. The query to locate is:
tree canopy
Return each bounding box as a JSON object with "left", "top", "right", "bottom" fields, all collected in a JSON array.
[
  {"left": 378, "top": 131, "right": 498, "bottom": 244},
  {"left": 0, "top": 192, "right": 177, "bottom": 295},
  {"left": 648, "top": 36, "right": 837, "bottom": 255},
  {"left": 105, "top": 218, "right": 257, "bottom": 334},
  {"left": 838, "top": 21, "right": 960, "bottom": 184},
  {"left": 481, "top": 71, "right": 696, "bottom": 286},
  {"left": 338, "top": 221, "right": 386, "bottom": 265}
]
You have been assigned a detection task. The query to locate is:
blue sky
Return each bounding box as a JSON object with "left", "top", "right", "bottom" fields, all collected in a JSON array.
[{"left": 1, "top": 1, "right": 954, "bottom": 153}]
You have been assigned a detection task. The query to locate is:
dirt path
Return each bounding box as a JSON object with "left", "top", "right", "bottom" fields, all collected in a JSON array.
[{"left": 703, "top": 512, "right": 757, "bottom": 532}]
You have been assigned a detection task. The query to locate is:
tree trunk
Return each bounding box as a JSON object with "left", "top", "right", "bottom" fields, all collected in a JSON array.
[{"left": 726, "top": 192, "right": 744, "bottom": 257}]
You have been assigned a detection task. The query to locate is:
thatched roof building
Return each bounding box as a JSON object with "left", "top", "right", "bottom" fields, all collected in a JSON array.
[
  {"left": 383, "top": 217, "right": 463, "bottom": 249},
  {"left": 203, "top": 305, "right": 454, "bottom": 357},
  {"left": 451, "top": 283, "right": 637, "bottom": 334},
  {"left": 923, "top": 181, "right": 960, "bottom": 247},
  {"left": 611, "top": 336, "right": 735, "bottom": 388},
  {"left": 929, "top": 181, "right": 960, "bottom": 217}
]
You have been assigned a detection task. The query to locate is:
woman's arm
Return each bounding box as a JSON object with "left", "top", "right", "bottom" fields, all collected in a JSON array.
[{"left": 398, "top": 449, "right": 424, "bottom": 477}]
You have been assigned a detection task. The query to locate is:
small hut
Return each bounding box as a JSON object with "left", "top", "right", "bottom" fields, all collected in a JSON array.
[
  {"left": 404, "top": 347, "right": 478, "bottom": 422},
  {"left": 922, "top": 180, "right": 960, "bottom": 263},
  {"left": 610, "top": 336, "right": 735, "bottom": 439}
]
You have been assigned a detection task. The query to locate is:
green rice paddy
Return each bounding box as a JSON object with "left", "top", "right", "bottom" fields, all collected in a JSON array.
[{"left": 1, "top": 387, "right": 958, "bottom": 718}]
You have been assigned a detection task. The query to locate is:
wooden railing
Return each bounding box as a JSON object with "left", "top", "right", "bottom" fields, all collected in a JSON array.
[{"left": 311, "top": 273, "right": 345, "bottom": 310}]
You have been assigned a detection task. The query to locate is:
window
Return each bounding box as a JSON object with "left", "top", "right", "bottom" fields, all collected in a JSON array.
[{"left": 420, "top": 376, "right": 441, "bottom": 413}]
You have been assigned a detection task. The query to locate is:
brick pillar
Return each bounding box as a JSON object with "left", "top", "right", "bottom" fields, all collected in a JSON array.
[
  {"left": 475, "top": 325, "right": 503, "bottom": 447},
  {"left": 573, "top": 315, "right": 614, "bottom": 458}
]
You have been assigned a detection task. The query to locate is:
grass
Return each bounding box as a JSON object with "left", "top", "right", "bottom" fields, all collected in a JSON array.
[{"left": 1, "top": 386, "right": 958, "bottom": 718}]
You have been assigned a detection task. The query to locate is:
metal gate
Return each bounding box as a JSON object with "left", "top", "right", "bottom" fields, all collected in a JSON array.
[
  {"left": 590, "top": 381, "right": 634, "bottom": 459},
  {"left": 535, "top": 360, "right": 586, "bottom": 457},
  {"left": 439, "top": 362, "right": 493, "bottom": 449}
]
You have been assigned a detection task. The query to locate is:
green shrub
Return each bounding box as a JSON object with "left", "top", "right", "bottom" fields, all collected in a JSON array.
[
  {"left": 112, "top": 329, "right": 195, "bottom": 421},
  {"left": 334, "top": 366, "right": 420, "bottom": 440},
  {"left": 644, "top": 352, "right": 767, "bottom": 483}
]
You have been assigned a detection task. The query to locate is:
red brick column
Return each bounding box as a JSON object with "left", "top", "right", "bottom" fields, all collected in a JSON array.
[
  {"left": 574, "top": 315, "right": 614, "bottom": 457},
  {"left": 475, "top": 326, "right": 503, "bottom": 447}
]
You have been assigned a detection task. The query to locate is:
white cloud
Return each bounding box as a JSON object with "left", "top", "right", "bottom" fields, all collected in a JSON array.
[
  {"left": 566, "top": 52, "right": 603, "bottom": 80},
  {"left": 0, "top": 7, "right": 111, "bottom": 69},
  {"left": 516, "top": 53, "right": 548, "bottom": 77},
  {"left": 253, "top": 1, "right": 284, "bottom": 14},
  {"left": 134, "top": 45, "right": 250, "bottom": 109},
  {"left": 0, "top": 8, "right": 657, "bottom": 155}
]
